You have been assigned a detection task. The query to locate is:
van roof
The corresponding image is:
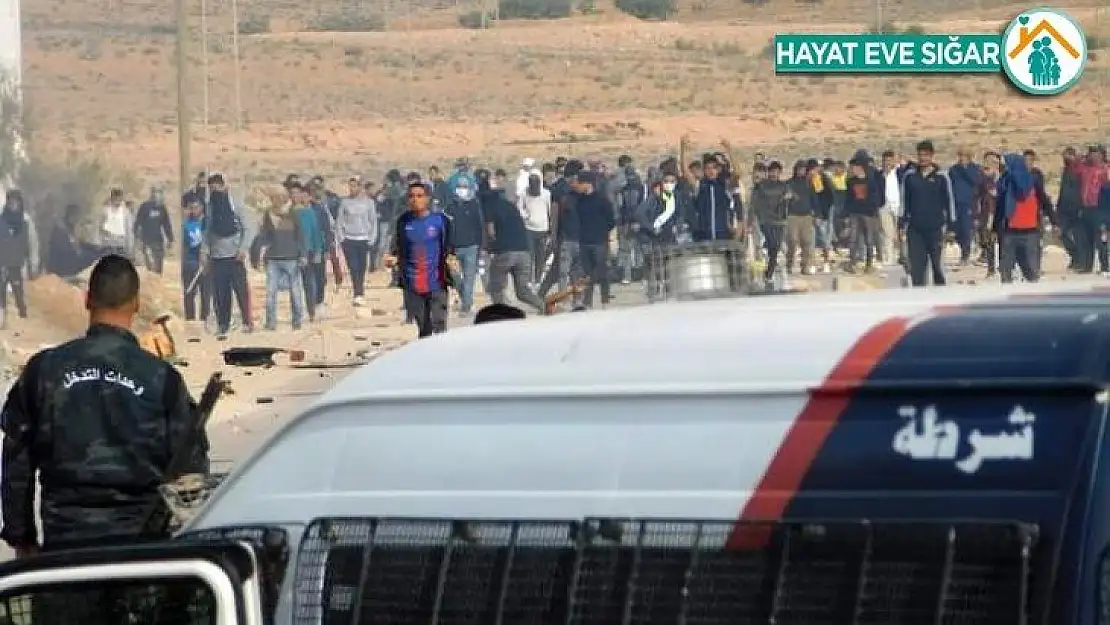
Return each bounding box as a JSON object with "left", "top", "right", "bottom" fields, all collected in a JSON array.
[
  {"left": 319, "top": 282, "right": 1110, "bottom": 405},
  {"left": 190, "top": 282, "right": 1110, "bottom": 529}
]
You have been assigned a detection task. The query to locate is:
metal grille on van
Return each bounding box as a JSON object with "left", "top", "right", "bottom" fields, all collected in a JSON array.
[{"left": 293, "top": 518, "right": 1036, "bottom": 625}]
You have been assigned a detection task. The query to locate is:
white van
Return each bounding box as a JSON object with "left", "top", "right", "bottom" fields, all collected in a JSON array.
[{"left": 4, "top": 282, "right": 1110, "bottom": 625}]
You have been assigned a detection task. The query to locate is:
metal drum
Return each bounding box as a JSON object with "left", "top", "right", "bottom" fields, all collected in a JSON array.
[{"left": 667, "top": 249, "right": 731, "bottom": 300}]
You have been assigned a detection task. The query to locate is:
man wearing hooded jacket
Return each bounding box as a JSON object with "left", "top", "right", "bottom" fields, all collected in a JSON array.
[
  {"left": 0, "top": 190, "right": 39, "bottom": 330},
  {"left": 995, "top": 153, "right": 1055, "bottom": 283}
]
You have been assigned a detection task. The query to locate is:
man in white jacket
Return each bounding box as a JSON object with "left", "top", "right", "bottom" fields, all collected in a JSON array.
[
  {"left": 98, "top": 188, "right": 134, "bottom": 258},
  {"left": 517, "top": 169, "right": 551, "bottom": 285},
  {"left": 515, "top": 158, "right": 535, "bottom": 202},
  {"left": 878, "top": 150, "right": 902, "bottom": 267}
]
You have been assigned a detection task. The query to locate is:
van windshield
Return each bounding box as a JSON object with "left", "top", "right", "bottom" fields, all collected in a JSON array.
[{"left": 294, "top": 517, "right": 1036, "bottom": 625}]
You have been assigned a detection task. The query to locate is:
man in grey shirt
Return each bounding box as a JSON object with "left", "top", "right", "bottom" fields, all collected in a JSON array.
[{"left": 337, "top": 175, "right": 378, "bottom": 306}]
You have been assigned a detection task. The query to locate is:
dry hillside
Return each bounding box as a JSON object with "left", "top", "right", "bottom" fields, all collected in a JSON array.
[{"left": 19, "top": 0, "right": 1110, "bottom": 184}]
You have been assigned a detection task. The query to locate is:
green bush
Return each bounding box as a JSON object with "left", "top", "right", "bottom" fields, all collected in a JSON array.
[
  {"left": 237, "top": 12, "right": 272, "bottom": 35},
  {"left": 498, "top": 0, "right": 572, "bottom": 19},
  {"left": 458, "top": 10, "right": 495, "bottom": 28},
  {"left": 615, "top": 0, "right": 675, "bottom": 20},
  {"left": 307, "top": 12, "right": 386, "bottom": 32},
  {"left": 1088, "top": 34, "right": 1109, "bottom": 50}
]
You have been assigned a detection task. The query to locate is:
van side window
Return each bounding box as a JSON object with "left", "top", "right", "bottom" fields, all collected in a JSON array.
[{"left": 0, "top": 578, "right": 217, "bottom": 625}]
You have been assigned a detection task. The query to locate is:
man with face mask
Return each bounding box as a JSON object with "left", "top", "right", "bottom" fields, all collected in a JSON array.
[
  {"left": 0, "top": 190, "right": 39, "bottom": 329},
  {"left": 444, "top": 176, "right": 484, "bottom": 316},
  {"left": 635, "top": 172, "right": 681, "bottom": 298},
  {"left": 133, "top": 187, "right": 174, "bottom": 275}
]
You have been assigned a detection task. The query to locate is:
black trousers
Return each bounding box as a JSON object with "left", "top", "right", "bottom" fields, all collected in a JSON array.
[
  {"left": 403, "top": 289, "right": 448, "bottom": 338},
  {"left": 181, "top": 261, "right": 211, "bottom": 321},
  {"left": 906, "top": 227, "right": 946, "bottom": 287},
  {"left": 579, "top": 243, "right": 611, "bottom": 308},
  {"left": 761, "top": 223, "right": 785, "bottom": 282},
  {"left": 341, "top": 239, "right": 371, "bottom": 297},
  {"left": 999, "top": 230, "right": 1041, "bottom": 283},
  {"left": 140, "top": 242, "right": 165, "bottom": 274},
  {"left": 210, "top": 257, "right": 252, "bottom": 332},
  {"left": 0, "top": 265, "right": 27, "bottom": 317}
]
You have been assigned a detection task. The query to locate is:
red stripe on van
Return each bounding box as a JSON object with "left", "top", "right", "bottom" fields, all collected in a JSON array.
[{"left": 725, "top": 316, "right": 912, "bottom": 550}]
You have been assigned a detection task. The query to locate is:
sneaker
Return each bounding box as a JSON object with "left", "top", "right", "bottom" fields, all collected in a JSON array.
[
  {"left": 292, "top": 323, "right": 302, "bottom": 331},
  {"left": 353, "top": 296, "right": 364, "bottom": 307},
  {"left": 316, "top": 304, "right": 327, "bottom": 320},
  {"left": 241, "top": 325, "right": 254, "bottom": 334},
  {"left": 821, "top": 262, "right": 831, "bottom": 274}
]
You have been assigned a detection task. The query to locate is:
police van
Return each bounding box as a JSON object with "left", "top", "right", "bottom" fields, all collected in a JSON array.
[{"left": 3, "top": 283, "right": 1110, "bottom": 625}]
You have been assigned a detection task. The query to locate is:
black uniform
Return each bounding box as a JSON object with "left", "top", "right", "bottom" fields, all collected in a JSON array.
[{"left": 0, "top": 324, "right": 209, "bottom": 551}]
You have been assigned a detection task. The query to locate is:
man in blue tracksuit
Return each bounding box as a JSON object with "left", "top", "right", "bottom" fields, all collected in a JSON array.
[
  {"left": 692, "top": 158, "right": 735, "bottom": 242},
  {"left": 899, "top": 140, "right": 955, "bottom": 287},
  {"left": 947, "top": 148, "right": 982, "bottom": 265}
]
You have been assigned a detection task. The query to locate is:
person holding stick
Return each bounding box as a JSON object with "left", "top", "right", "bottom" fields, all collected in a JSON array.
[{"left": 181, "top": 196, "right": 211, "bottom": 327}]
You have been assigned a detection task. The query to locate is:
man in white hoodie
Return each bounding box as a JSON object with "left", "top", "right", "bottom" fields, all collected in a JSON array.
[
  {"left": 517, "top": 169, "right": 551, "bottom": 285},
  {"left": 515, "top": 158, "right": 535, "bottom": 204},
  {"left": 878, "top": 150, "right": 902, "bottom": 267},
  {"left": 98, "top": 188, "right": 134, "bottom": 258}
]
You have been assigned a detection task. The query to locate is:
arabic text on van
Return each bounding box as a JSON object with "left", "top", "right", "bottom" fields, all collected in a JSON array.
[{"left": 892, "top": 404, "right": 1034, "bottom": 474}]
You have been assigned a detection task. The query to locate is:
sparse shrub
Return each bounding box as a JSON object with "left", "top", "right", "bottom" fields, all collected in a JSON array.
[
  {"left": 673, "top": 37, "right": 698, "bottom": 51},
  {"left": 498, "top": 0, "right": 573, "bottom": 19},
  {"left": 867, "top": 20, "right": 899, "bottom": 34},
  {"left": 1088, "top": 34, "right": 1109, "bottom": 50},
  {"left": 458, "top": 10, "right": 495, "bottom": 28},
  {"left": 237, "top": 12, "right": 272, "bottom": 35},
  {"left": 615, "top": 0, "right": 675, "bottom": 20},
  {"left": 579, "top": 0, "right": 597, "bottom": 14},
  {"left": 902, "top": 23, "right": 925, "bottom": 35},
  {"left": 308, "top": 12, "right": 386, "bottom": 32}
]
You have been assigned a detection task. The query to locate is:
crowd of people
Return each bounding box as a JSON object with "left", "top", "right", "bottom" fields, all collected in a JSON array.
[{"left": 1, "top": 140, "right": 1109, "bottom": 336}]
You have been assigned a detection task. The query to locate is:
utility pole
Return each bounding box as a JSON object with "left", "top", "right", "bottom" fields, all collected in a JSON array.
[
  {"left": 176, "top": 0, "right": 191, "bottom": 196},
  {"left": 231, "top": 0, "right": 243, "bottom": 131}
]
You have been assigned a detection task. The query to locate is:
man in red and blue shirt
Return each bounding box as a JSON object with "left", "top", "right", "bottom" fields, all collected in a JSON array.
[{"left": 387, "top": 182, "right": 453, "bottom": 338}]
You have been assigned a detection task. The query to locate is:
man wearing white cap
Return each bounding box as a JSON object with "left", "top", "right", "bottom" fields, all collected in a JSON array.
[{"left": 516, "top": 158, "right": 536, "bottom": 202}]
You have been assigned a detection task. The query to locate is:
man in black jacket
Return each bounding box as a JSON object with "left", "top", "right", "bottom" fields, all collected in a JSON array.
[
  {"left": 1, "top": 255, "right": 208, "bottom": 554},
  {"left": 575, "top": 171, "right": 616, "bottom": 309},
  {"left": 484, "top": 188, "right": 544, "bottom": 313},
  {"left": 692, "top": 158, "right": 735, "bottom": 242},
  {"left": 538, "top": 160, "right": 584, "bottom": 305},
  {"left": 1057, "top": 147, "right": 1083, "bottom": 269},
  {"left": 134, "top": 187, "right": 175, "bottom": 275},
  {"left": 899, "top": 140, "right": 954, "bottom": 287},
  {"left": 0, "top": 190, "right": 38, "bottom": 329}
]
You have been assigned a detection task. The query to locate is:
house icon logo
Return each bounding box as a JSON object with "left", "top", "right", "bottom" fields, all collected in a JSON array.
[{"left": 1001, "top": 7, "right": 1087, "bottom": 95}]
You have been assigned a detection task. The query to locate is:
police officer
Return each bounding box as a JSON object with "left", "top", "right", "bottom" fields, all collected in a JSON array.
[{"left": 1, "top": 254, "right": 209, "bottom": 556}]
